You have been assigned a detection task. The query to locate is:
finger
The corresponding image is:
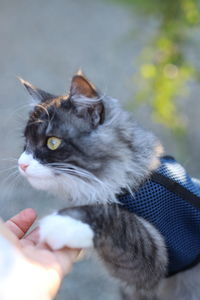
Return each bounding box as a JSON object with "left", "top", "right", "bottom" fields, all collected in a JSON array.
[
  {"left": 0, "top": 219, "right": 19, "bottom": 246},
  {"left": 20, "top": 238, "right": 35, "bottom": 247},
  {"left": 63, "top": 248, "right": 81, "bottom": 263},
  {"left": 24, "top": 227, "right": 40, "bottom": 245},
  {"left": 54, "top": 248, "right": 81, "bottom": 275},
  {"left": 36, "top": 241, "right": 81, "bottom": 263},
  {"left": 5, "top": 208, "right": 37, "bottom": 239},
  {"left": 35, "top": 242, "right": 81, "bottom": 275}
]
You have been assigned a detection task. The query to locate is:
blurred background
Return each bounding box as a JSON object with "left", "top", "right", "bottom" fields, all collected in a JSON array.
[{"left": 0, "top": 0, "right": 200, "bottom": 299}]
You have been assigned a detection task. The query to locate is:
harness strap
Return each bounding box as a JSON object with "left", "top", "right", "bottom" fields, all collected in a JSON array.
[{"left": 151, "top": 172, "right": 200, "bottom": 210}]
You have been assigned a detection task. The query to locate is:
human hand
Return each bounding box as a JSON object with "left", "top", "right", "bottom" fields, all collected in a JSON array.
[{"left": 0, "top": 208, "right": 80, "bottom": 300}]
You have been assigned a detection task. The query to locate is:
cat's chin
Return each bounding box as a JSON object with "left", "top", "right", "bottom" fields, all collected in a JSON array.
[{"left": 27, "top": 176, "right": 55, "bottom": 191}]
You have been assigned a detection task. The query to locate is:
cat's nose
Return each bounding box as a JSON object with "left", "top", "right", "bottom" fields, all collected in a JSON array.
[{"left": 19, "top": 163, "right": 29, "bottom": 172}]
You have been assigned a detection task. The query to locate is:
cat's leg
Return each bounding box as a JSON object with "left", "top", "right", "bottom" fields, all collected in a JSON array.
[
  {"left": 39, "top": 212, "right": 94, "bottom": 249},
  {"left": 120, "top": 284, "right": 159, "bottom": 300},
  {"left": 39, "top": 204, "right": 167, "bottom": 296}
]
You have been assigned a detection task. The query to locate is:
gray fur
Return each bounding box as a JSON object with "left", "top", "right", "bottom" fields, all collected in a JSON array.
[
  {"left": 20, "top": 74, "right": 199, "bottom": 299},
  {"left": 59, "top": 204, "right": 168, "bottom": 295}
]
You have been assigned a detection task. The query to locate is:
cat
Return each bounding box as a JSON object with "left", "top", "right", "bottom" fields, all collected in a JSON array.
[{"left": 18, "top": 72, "right": 200, "bottom": 300}]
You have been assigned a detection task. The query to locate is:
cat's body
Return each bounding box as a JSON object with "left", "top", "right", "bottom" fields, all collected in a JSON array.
[{"left": 18, "top": 73, "right": 200, "bottom": 299}]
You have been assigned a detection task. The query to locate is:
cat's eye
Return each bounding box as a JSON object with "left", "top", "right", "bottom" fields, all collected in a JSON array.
[{"left": 47, "top": 137, "right": 62, "bottom": 150}]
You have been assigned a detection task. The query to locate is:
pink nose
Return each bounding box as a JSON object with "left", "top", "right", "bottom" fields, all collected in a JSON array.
[{"left": 19, "top": 164, "right": 29, "bottom": 172}]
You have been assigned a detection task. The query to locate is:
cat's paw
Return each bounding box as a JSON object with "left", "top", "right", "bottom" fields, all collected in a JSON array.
[{"left": 39, "top": 214, "right": 94, "bottom": 250}]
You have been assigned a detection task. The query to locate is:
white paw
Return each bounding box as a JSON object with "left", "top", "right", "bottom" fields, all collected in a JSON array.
[{"left": 39, "top": 214, "right": 94, "bottom": 250}]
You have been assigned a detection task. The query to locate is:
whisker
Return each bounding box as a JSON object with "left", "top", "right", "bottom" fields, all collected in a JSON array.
[
  {"left": 0, "top": 169, "right": 19, "bottom": 186},
  {"left": 1, "top": 173, "right": 22, "bottom": 201},
  {"left": 0, "top": 158, "right": 18, "bottom": 161},
  {"left": 27, "top": 119, "right": 46, "bottom": 126},
  {"left": 0, "top": 166, "right": 18, "bottom": 174},
  {"left": 7, "top": 173, "right": 21, "bottom": 193},
  {"left": 57, "top": 169, "right": 99, "bottom": 183},
  {"left": 35, "top": 104, "right": 50, "bottom": 120},
  {"left": 5, "top": 104, "right": 32, "bottom": 123},
  {"left": 49, "top": 164, "right": 103, "bottom": 185},
  {"left": 49, "top": 107, "right": 56, "bottom": 124}
]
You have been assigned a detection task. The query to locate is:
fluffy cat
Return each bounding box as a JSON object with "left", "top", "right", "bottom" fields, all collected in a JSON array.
[{"left": 18, "top": 72, "right": 200, "bottom": 300}]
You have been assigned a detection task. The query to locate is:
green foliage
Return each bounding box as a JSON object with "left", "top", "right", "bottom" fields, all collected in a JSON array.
[{"left": 113, "top": 0, "right": 200, "bottom": 131}]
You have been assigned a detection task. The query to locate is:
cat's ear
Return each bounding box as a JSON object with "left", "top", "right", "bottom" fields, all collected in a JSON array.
[
  {"left": 18, "top": 78, "right": 55, "bottom": 102},
  {"left": 69, "top": 73, "right": 104, "bottom": 127},
  {"left": 70, "top": 72, "right": 98, "bottom": 99}
]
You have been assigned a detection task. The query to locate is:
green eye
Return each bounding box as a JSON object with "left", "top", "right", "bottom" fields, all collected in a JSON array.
[{"left": 47, "top": 137, "right": 62, "bottom": 150}]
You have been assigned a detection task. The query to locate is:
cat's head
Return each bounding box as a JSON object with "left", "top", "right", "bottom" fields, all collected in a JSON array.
[{"left": 18, "top": 72, "right": 162, "bottom": 204}]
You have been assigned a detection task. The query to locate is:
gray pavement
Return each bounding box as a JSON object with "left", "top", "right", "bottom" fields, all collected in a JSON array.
[{"left": 0, "top": 0, "right": 200, "bottom": 299}]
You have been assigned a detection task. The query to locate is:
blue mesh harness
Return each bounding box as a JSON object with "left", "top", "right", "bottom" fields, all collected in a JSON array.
[{"left": 118, "top": 156, "right": 200, "bottom": 277}]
